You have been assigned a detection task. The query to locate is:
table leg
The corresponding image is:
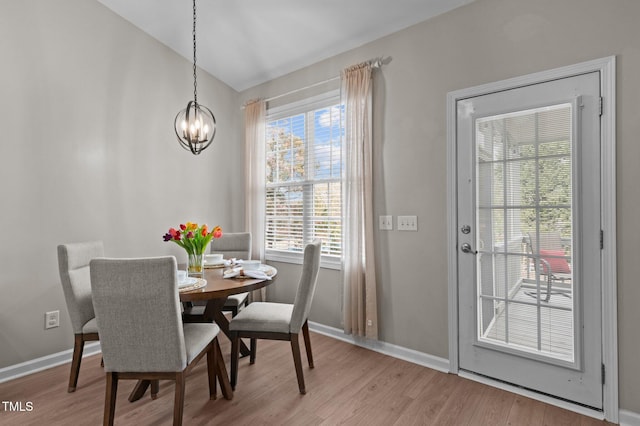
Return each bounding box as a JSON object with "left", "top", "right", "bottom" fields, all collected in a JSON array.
[
  {"left": 203, "top": 298, "right": 250, "bottom": 357},
  {"left": 128, "top": 379, "right": 150, "bottom": 402},
  {"left": 214, "top": 340, "right": 233, "bottom": 400}
]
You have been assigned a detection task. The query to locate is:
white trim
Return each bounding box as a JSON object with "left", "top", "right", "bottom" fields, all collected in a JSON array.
[
  {"left": 308, "top": 321, "right": 450, "bottom": 373},
  {"left": 459, "top": 370, "right": 605, "bottom": 420},
  {"left": 619, "top": 409, "right": 640, "bottom": 426},
  {"left": 0, "top": 342, "right": 102, "bottom": 384},
  {"left": 598, "top": 56, "right": 618, "bottom": 424},
  {"left": 447, "top": 56, "right": 617, "bottom": 422},
  {"left": 266, "top": 251, "right": 341, "bottom": 270}
]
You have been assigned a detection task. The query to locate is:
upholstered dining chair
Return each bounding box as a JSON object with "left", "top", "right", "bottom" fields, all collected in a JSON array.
[
  {"left": 229, "top": 239, "right": 321, "bottom": 394},
  {"left": 57, "top": 240, "right": 104, "bottom": 392},
  {"left": 183, "top": 232, "right": 252, "bottom": 322},
  {"left": 90, "top": 256, "right": 226, "bottom": 426}
]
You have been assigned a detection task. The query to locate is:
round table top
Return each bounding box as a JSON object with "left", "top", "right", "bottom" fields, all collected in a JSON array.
[{"left": 178, "top": 264, "right": 277, "bottom": 302}]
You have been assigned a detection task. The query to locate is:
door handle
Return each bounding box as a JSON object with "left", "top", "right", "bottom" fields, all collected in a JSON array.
[{"left": 460, "top": 243, "right": 477, "bottom": 254}]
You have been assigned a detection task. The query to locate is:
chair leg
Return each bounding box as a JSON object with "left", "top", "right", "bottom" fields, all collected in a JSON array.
[
  {"left": 250, "top": 338, "right": 257, "bottom": 364},
  {"left": 230, "top": 333, "right": 239, "bottom": 390},
  {"left": 173, "top": 373, "right": 185, "bottom": 426},
  {"left": 545, "top": 273, "right": 552, "bottom": 302},
  {"left": 150, "top": 380, "right": 159, "bottom": 400},
  {"left": 290, "top": 334, "right": 306, "bottom": 394},
  {"left": 302, "top": 320, "right": 314, "bottom": 368},
  {"left": 68, "top": 334, "right": 85, "bottom": 392},
  {"left": 104, "top": 372, "right": 118, "bottom": 426},
  {"left": 207, "top": 340, "right": 217, "bottom": 400}
]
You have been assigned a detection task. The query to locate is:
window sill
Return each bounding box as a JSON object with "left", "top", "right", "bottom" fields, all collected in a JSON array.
[{"left": 265, "top": 251, "right": 341, "bottom": 270}]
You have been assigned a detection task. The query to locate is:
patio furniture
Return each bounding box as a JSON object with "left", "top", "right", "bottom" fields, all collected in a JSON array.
[{"left": 524, "top": 232, "right": 572, "bottom": 302}]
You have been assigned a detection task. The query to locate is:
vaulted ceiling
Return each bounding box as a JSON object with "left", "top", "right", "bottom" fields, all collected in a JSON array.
[{"left": 97, "top": 0, "right": 473, "bottom": 91}]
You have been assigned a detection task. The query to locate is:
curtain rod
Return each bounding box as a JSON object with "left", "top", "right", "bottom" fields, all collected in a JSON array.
[{"left": 243, "top": 56, "right": 388, "bottom": 108}]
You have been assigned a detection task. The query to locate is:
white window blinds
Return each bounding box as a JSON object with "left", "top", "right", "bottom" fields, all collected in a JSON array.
[{"left": 265, "top": 91, "right": 343, "bottom": 262}]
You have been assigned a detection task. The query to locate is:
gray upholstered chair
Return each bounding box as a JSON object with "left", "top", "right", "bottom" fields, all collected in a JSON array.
[
  {"left": 183, "top": 232, "right": 252, "bottom": 322},
  {"left": 90, "top": 256, "right": 227, "bottom": 426},
  {"left": 57, "top": 241, "right": 104, "bottom": 392},
  {"left": 229, "top": 239, "right": 321, "bottom": 394}
]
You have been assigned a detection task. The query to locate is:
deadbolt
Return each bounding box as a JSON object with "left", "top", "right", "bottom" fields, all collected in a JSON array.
[{"left": 461, "top": 225, "right": 471, "bottom": 234}]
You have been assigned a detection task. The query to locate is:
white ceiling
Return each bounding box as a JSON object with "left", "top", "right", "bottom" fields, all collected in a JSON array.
[{"left": 97, "top": 0, "right": 473, "bottom": 92}]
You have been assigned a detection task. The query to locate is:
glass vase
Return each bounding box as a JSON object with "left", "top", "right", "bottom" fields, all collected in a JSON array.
[{"left": 187, "top": 252, "right": 204, "bottom": 278}]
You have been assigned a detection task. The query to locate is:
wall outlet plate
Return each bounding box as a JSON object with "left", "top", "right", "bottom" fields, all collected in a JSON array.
[{"left": 45, "top": 310, "right": 60, "bottom": 329}]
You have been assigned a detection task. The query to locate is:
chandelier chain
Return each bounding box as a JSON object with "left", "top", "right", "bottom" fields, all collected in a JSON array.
[{"left": 192, "top": 0, "right": 197, "bottom": 103}]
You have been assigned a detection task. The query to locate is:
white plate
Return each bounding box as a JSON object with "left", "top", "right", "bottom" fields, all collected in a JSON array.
[{"left": 178, "top": 277, "right": 198, "bottom": 288}]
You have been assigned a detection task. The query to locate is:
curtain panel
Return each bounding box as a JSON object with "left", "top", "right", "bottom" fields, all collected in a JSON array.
[
  {"left": 341, "top": 62, "right": 379, "bottom": 339},
  {"left": 244, "top": 98, "right": 267, "bottom": 302}
]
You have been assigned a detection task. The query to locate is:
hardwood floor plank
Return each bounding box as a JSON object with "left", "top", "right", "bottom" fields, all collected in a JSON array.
[
  {"left": 468, "top": 386, "right": 516, "bottom": 425},
  {"left": 0, "top": 332, "right": 613, "bottom": 425},
  {"left": 506, "top": 396, "right": 547, "bottom": 426}
]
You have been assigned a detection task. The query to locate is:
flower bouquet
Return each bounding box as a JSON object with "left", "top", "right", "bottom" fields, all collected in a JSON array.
[{"left": 163, "top": 222, "right": 222, "bottom": 276}]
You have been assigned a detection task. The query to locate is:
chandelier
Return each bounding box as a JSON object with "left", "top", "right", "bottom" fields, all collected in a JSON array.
[{"left": 174, "top": 0, "right": 216, "bottom": 155}]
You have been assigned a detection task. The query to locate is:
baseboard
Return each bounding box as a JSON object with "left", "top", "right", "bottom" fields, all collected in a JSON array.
[
  {"left": 307, "top": 321, "right": 450, "bottom": 373},
  {"left": 0, "top": 342, "right": 102, "bottom": 384},
  {"left": 620, "top": 409, "right": 640, "bottom": 426}
]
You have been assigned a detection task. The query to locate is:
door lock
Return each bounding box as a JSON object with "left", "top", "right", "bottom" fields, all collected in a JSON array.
[{"left": 461, "top": 225, "right": 471, "bottom": 234}]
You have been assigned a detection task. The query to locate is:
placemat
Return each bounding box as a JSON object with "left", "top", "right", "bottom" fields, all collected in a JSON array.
[{"left": 178, "top": 278, "right": 207, "bottom": 292}]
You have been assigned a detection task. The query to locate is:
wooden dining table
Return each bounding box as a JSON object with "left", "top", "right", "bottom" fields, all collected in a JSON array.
[{"left": 128, "top": 264, "right": 277, "bottom": 402}]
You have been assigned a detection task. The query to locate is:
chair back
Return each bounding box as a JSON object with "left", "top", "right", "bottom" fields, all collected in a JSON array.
[
  {"left": 211, "top": 232, "right": 252, "bottom": 260},
  {"left": 527, "top": 231, "right": 565, "bottom": 254},
  {"left": 290, "top": 240, "right": 322, "bottom": 333},
  {"left": 90, "top": 256, "right": 187, "bottom": 373},
  {"left": 57, "top": 241, "right": 104, "bottom": 334}
]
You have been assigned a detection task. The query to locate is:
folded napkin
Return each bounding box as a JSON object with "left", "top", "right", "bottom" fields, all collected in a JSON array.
[
  {"left": 222, "top": 267, "right": 272, "bottom": 280},
  {"left": 243, "top": 269, "right": 272, "bottom": 280},
  {"left": 223, "top": 268, "right": 241, "bottom": 279}
]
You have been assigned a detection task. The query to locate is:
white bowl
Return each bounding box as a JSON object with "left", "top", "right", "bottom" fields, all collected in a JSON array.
[
  {"left": 242, "top": 260, "right": 261, "bottom": 271},
  {"left": 205, "top": 253, "right": 224, "bottom": 264}
]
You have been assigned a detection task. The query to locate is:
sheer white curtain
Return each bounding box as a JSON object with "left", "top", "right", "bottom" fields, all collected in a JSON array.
[
  {"left": 244, "top": 99, "right": 267, "bottom": 302},
  {"left": 341, "top": 62, "right": 378, "bottom": 339}
]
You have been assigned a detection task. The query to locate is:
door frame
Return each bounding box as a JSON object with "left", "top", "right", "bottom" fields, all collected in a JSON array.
[{"left": 446, "top": 56, "right": 617, "bottom": 422}]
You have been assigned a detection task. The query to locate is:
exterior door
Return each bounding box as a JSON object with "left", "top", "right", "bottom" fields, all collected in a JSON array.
[{"left": 456, "top": 72, "right": 602, "bottom": 409}]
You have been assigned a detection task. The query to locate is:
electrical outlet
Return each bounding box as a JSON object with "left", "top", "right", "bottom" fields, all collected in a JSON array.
[
  {"left": 379, "top": 215, "right": 393, "bottom": 230},
  {"left": 398, "top": 215, "right": 418, "bottom": 231},
  {"left": 45, "top": 310, "right": 60, "bottom": 329}
]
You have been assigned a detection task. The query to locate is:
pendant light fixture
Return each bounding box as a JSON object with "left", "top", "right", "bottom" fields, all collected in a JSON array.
[{"left": 174, "top": 0, "right": 216, "bottom": 155}]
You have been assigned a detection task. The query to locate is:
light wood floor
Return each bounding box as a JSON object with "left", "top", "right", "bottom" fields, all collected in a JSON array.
[{"left": 0, "top": 332, "right": 612, "bottom": 425}]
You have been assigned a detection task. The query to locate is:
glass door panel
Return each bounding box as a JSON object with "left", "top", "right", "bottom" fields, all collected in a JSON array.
[{"left": 475, "top": 103, "right": 575, "bottom": 363}]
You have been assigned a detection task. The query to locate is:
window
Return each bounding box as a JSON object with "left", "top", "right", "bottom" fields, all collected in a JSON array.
[{"left": 264, "top": 91, "right": 343, "bottom": 268}]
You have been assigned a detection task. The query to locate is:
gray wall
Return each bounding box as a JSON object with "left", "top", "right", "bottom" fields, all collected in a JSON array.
[
  {"left": 0, "top": 0, "right": 243, "bottom": 367},
  {"left": 243, "top": 0, "right": 640, "bottom": 413}
]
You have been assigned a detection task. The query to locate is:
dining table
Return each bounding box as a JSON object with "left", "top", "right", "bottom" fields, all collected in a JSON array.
[{"left": 128, "top": 262, "right": 278, "bottom": 402}]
